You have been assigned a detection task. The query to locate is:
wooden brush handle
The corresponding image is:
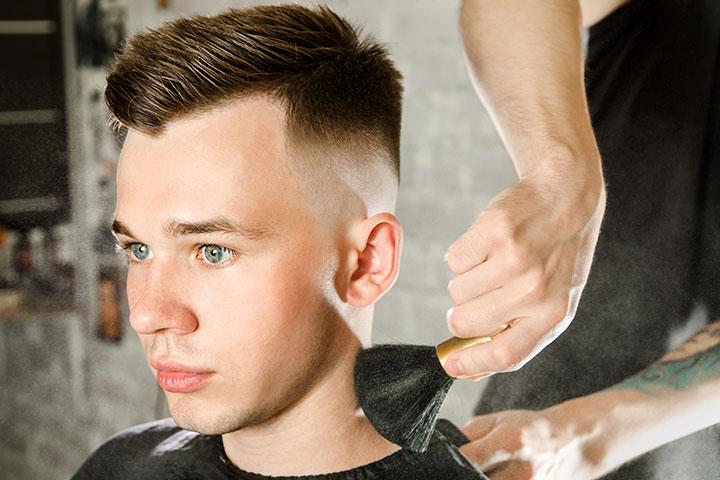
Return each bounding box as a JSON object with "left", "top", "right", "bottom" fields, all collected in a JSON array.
[{"left": 435, "top": 324, "right": 511, "bottom": 368}]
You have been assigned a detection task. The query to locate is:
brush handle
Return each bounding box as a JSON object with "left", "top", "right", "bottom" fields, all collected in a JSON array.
[
  {"left": 435, "top": 336, "right": 491, "bottom": 368},
  {"left": 435, "top": 324, "right": 511, "bottom": 368}
]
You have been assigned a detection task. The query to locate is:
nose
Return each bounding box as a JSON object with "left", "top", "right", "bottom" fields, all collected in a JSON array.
[{"left": 127, "top": 259, "right": 198, "bottom": 335}]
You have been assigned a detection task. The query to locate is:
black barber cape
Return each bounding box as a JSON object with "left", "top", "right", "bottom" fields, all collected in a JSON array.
[{"left": 71, "top": 418, "right": 487, "bottom": 479}]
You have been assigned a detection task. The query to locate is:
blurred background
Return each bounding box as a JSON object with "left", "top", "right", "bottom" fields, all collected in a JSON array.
[{"left": 0, "top": 1, "right": 518, "bottom": 478}]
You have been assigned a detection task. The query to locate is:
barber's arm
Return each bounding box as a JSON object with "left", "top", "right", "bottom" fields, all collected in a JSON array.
[
  {"left": 443, "top": 0, "right": 605, "bottom": 378},
  {"left": 459, "top": 320, "right": 720, "bottom": 480}
]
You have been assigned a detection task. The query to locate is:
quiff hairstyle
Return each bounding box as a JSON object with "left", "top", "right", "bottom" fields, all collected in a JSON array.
[{"left": 105, "top": 4, "right": 403, "bottom": 183}]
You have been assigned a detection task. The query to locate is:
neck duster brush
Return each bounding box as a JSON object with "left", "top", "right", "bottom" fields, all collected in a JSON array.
[{"left": 354, "top": 334, "right": 500, "bottom": 452}]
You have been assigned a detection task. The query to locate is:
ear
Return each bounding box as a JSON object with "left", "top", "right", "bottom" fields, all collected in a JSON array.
[{"left": 345, "top": 212, "right": 403, "bottom": 308}]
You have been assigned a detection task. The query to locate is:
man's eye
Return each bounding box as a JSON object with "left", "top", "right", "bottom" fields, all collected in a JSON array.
[
  {"left": 200, "top": 244, "right": 236, "bottom": 266},
  {"left": 113, "top": 242, "right": 152, "bottom": 265},
  {"left": 130, "top": 243, "right": 153, "bottom": 261}
]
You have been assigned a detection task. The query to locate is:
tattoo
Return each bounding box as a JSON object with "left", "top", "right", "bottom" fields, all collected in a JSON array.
[{"left": 612, "top": 321, "right": 720, "bottom": 396}]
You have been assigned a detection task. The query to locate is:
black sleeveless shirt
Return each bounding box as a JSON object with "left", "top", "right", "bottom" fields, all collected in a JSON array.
[{"left": 476, "top": 0, "right": 720, "bottom": 478}]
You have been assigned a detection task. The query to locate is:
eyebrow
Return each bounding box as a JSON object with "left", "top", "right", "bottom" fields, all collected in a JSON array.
[{"left": 111, "top": 216, "right": 272, "bottom": 241}]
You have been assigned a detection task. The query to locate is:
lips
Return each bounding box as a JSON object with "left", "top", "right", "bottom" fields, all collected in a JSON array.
[
  {"left": 151, "top": 358, "right": 214, "bottom": 393},
  {"left": 156, "top": 370, "right": 213, "bottom": 393}
]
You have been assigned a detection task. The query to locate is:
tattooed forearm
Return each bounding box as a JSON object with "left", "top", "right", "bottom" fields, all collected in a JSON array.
[{"left": 612, "top": 321, "right": 720, "bottom": 396}]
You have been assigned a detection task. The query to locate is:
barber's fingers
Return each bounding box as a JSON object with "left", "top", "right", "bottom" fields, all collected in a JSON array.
[
  {"left": 447, "top": 271, "right": 546, "bottom": 338},
  {"left": 447, "top": 254, "right": 511, "bottom": 305},
  {"left": 447, "top": 287, "right": 513, "bottom": 339},
  {"left": 445, "top": 215, "right": 493, "bottom": 275},
  {"left": 445, "top": 311, "right": 554, "bottom": 376},
  {"left": 459, "top": 418, "right": 518, "bottom": 472}
]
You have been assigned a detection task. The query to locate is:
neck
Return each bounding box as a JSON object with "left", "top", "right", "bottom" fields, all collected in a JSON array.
[{"left": 221, "top": 331, "right": 400, "bottom": 476}]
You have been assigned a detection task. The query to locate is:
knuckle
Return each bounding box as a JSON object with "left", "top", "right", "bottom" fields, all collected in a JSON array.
[
  {"left": 550, "top": 298, "right": 570, "bottom": 322},
  {"left": 524, "top": 270, "right": 547, "bottom": 303},
  {"left": 448, "top": 238, "right": 484, "bottom": 274},
  {"left": 446, "top": 247, "right": 466, "bottom": 274},
  {"left": 532, "top": 262, "right": 548, "bottom": 282},
  {"left": 457, "top": 352, "right": 481, "bottom": 378},
  {"left": 495, "top": 225, "right": 517, "bottom": 249},
  {"left": 492, "top": 212, "right": 514, "bottom": 238},
  {"left": 490, "top": 345, "right": 519, "bottom": 371},
  {"left": 506, "top": 247, "right": 529, "bottom": 273},
  {"left": 447, "top": 309, "right": 469, "bottom": 337}
]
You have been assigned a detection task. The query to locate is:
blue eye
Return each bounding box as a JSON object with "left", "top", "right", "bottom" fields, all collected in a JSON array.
[
  {"left": 131, "top": 243, "right": 153, "bottom": 261},
  {"left": 114, "top": 241, "right": 236, "bottom": 269},
  {"left": 201, "top": 244, "right": 235, "bottom": 266}
]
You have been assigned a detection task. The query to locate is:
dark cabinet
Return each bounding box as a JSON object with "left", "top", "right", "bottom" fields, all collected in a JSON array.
[{"left": 0, "top": 0, "right": 70, "bottom": 230}]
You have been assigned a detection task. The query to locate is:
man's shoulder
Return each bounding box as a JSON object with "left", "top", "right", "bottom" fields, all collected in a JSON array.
[
  {"left": 105, "top": 417, "right": 184, "bottom": 443},
  {"left": 86, "top": 417, "right": 195, "bottom": 458},
  {"left": 71, "top": 418, "right": 226, "bottom": 479}
]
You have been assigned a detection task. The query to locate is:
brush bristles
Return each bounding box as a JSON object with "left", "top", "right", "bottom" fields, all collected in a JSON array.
[{"left": 354, "top": 344, "right": 454, "bottom": 452}]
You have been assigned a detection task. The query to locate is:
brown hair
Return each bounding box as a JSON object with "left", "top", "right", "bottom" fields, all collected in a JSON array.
[{"left": 105, "top": 4, "right": 403, "bottom": 182}]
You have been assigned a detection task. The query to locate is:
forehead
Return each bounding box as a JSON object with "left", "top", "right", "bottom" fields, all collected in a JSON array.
[{"left": 116, "top": 97, "right": 304, "bottom": 225}]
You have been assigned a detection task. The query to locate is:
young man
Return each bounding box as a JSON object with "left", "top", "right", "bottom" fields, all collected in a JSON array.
[{"left": 72, "top": 5, "right": 486, "bottom": 479}]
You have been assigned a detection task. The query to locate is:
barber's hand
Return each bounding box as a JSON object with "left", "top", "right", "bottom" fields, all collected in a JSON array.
[
  {"left": 443, "top": 172, "right": 605, "bottom": 378},
  {"left": 458, "top": 400, "right": 607, "bottom": 480}
]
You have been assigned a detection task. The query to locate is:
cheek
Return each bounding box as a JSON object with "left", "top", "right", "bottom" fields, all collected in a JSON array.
[
  {"left": 240, "top": 262, "right": 333, "bottom": 397},
  {"left": 196, "top": 253, "right": 325, "bottom": 361},
  {"left": 244, "top": 261, "right": 319, "bottom": 345}
]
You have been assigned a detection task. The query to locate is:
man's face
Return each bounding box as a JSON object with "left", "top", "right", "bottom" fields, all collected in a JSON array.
[{"left": 114, "top": 97, "right": 348, "bottom": 434}]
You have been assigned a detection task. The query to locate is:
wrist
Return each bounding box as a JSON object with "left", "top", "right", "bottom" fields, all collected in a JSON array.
[
  {"left": 522, "top": 144, "right": 606, "bottom": 228},
  {"left": 511, "top": 122, "right": 602, "bottom": 177},
  {"left": 543, "top": 394, "right": 613, "bottom": 477},
  {"left": 552, "top": 388, "right": 661, "bottom": 478}
]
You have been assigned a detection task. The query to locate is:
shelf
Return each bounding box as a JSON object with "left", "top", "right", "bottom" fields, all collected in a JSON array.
[
  {"left": 0, "top": 109, "right": 60, "bottom": 125},
  {"left": 0, "top": 305, "right": 77, "bottom": 321},
  {"left": 0, "top": 20, "right": 57, "bottom": 35}
]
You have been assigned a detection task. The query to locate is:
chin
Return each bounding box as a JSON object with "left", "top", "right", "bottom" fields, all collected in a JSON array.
[{"left": 167, "top": 398, "right": 266, "bottom": 435}]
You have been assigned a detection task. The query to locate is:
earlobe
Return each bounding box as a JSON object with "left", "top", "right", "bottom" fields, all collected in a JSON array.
[{"left": 346, "top": 213, "right": 403, "bottom": 308}]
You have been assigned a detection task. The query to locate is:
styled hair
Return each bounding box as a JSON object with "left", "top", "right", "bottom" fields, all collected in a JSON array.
[{"left": 105, "top": 4, "right": 403, "bottom": 182}]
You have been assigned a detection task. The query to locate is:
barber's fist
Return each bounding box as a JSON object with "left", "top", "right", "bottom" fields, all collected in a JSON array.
[
  {"left": 458, "top": 405, "right": 606, "bottom": 480},
  {"left": 443, "top": 173, "right": 604, "bottom": 378}
]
